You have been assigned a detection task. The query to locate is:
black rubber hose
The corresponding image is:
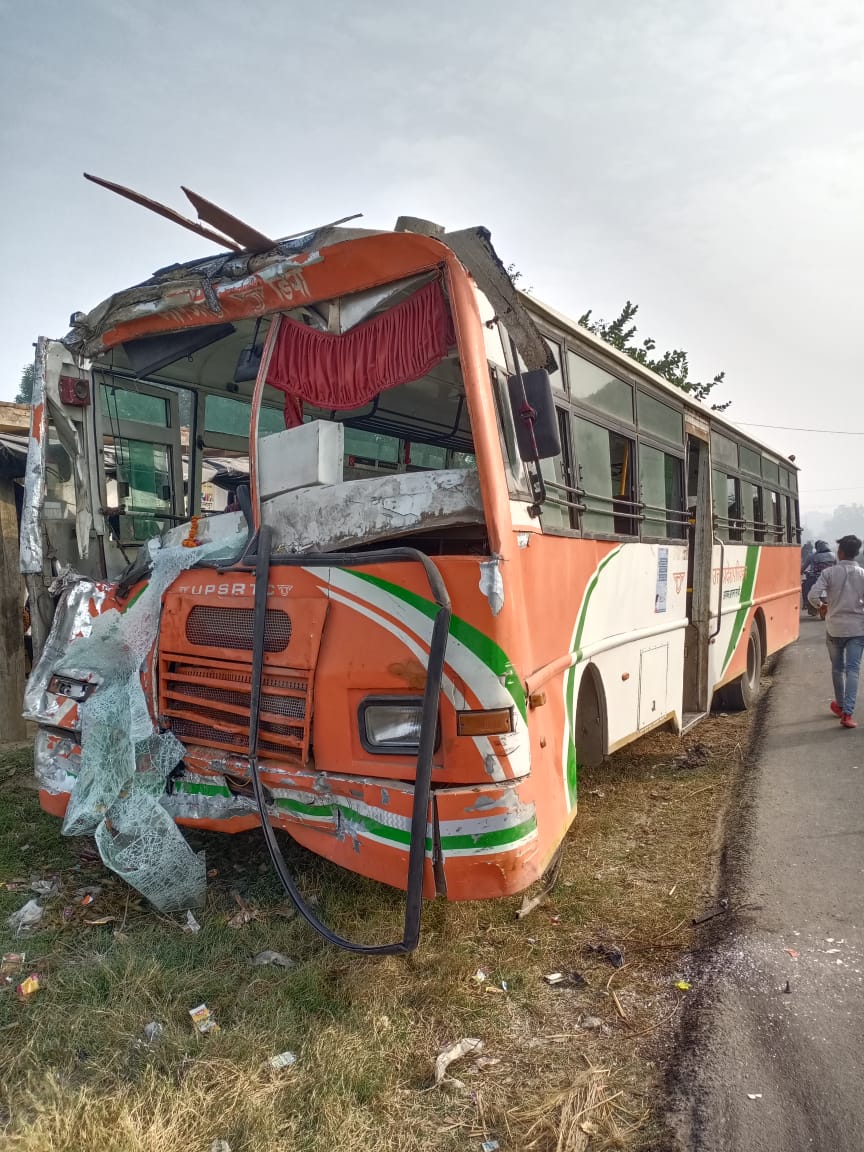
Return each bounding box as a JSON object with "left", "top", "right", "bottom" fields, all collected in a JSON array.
[{"left": 247, "top": 524, "right": 451, "bottom": 954}]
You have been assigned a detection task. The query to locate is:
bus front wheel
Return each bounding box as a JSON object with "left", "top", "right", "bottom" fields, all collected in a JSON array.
[{"left": 716, "top": 620, "right": 762, "bottom": 711}]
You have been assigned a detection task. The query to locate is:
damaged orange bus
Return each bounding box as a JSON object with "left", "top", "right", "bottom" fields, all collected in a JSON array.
[{"left": 20, "top": 197, "right": 801, "bottom": 951}]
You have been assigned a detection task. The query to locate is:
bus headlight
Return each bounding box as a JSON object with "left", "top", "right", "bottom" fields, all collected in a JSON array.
[{"left": 360, "top": 699, "right": 424, "bottom": 752}]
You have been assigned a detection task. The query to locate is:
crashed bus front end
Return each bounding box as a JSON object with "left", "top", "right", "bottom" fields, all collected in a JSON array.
[{"left": 21, "top": 220, "right": 565, "bottom": 936}]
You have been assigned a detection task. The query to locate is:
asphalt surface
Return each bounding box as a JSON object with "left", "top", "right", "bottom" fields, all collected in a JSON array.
[{"left": 669, "top": 616, "right": 864, "bottom": 1151}]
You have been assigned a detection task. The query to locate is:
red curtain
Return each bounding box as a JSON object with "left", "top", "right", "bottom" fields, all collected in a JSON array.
[{"left": 266, "top": 279, "right": 455, "bottom": 427}]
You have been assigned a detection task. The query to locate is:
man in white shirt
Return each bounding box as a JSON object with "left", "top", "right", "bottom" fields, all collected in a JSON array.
[{"left": 809, "top": 534, "right": 864, "bottom": 728}]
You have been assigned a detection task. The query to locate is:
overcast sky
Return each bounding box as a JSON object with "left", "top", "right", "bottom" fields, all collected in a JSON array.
[{"left": 2, "top": 0, "right": 862, "bottom": 524}]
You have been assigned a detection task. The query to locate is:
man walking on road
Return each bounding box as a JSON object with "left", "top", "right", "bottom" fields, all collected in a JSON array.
[{"left": 808, "top": 534, "right": 864, "bottom": 728}]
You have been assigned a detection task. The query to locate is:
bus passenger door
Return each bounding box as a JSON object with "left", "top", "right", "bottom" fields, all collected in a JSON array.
[
  {"left": 93, "top": 375, "right": 186, "bottom": 576},
  {"left": 683, "top": 431, "right": 713, "bottom": 719}
]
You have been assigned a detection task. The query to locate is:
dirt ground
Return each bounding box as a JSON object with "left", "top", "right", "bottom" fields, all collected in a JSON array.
[{"left": 0, "top": 698, "right": 758, "bottom": 1152}]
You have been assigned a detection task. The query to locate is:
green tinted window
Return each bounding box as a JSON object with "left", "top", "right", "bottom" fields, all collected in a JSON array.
[
  {"left": 762, "top": 457, "right": 780, "bottom": 485},
  {"left": 574, "top": 416, "right": 637, "bottom": 536},
  {"left": 739, "top": 445, "right": 761, "bottom": 476},
  {"left": 100, "top": 385, "right": 168, "bottom": 426},
  {"left": 638, "top": 392, "right": 683, "bottom": 443},
  {"left": 344, "top": 428, "right": 399, "bottom": 465},
  {"left": 566, "top": 351, "right": 634, "bottom": 423},
  {"left": 206, "top": 395, "right": 283, "bottom": 438},
  {"left": 640, "top": 444, "right": 685, "bottom": 539},
  {"left": 544, "top": 337, "right": 566, "bottom": 395},
  {"left": 711, "top": 432, "right": 737, "bottom": 468},
  {"left": 408, "top": 443, "right": 447, "bottom": 469}
]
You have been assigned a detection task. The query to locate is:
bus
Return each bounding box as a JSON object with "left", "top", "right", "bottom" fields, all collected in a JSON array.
[{"left": 20, "top": 205, "right": 800, "bottom": 952}]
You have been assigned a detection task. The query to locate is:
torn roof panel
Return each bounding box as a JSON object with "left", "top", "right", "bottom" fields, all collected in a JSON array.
[{"left": 63, "top": 220, "right": 554, "bottom": 374}]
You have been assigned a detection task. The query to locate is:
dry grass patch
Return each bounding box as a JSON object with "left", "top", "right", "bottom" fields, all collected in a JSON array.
[{"left": 0, "top": 702, "right": 756, "bottom": 1152}]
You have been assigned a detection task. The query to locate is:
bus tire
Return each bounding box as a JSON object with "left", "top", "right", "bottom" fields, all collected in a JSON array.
[
  {"left": 718, "top": 619, "right": 762, "bottom": 711},
  {"left": 574, "top": 668, "right": 606, "bottom": 768}
]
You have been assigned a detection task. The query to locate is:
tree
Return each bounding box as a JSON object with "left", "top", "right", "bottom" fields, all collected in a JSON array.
[
  {"left": 15, "top": 363, "right": 36, "bottom": 404},
  {"left": 578, "top": 300, "right": 730, "bottom": 411}
]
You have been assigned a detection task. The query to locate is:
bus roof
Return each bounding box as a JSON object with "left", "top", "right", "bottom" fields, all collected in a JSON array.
[{"left": 521, "top": 291, "right": 797, "bottom": 473}]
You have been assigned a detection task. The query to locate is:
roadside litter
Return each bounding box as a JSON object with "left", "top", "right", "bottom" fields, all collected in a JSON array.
[
  {"left": 183, "top": 911, "right": 201, "bottom": 933},
  {"left": 434, "top": 1037, "right": 483, "bottom": 1086},
  {"left": 143, "top": 1022, "right": 164, "bottom": 1043},
  {"left": 267, "top": 1050, "right": 297, "bottom": 1069},
  {"left": 252, "top": 950, "right": 294, "bottom": 968},
  {"left": 227, "top": 893, "right": 259, "bottom": 928},
  {"left": 1, "top": 953, "right": 25, "bottom": 980},
  {"left": 189, "top": 1004, "right": 220, "bottom": 1035},
  {"left": 17, "top": 974, "right": 41, "bottom": 999},
  {"left": 543, "top": 970, "right": 588, "bottom": 988},
  {"left": 8, "top": 900, "right": 43, "bottom": 934},
  {"left": 587, "top": 942, "right": 625, "bottom": 968},
  {"left": 30, "top": 878, "right": 59, "bottom": 898}
]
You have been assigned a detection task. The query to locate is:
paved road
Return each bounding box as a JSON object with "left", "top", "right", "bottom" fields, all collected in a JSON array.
[{"left": 669, "top": 617, "right": 864, "bottom": 1151}]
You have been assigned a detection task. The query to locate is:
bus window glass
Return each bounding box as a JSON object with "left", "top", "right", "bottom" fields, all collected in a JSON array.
[
  {"left": 540, "top": 409, "right": 576, "bottom": 530},
  {"left": 779, "top": 466, "right": 791, "bottom": 490},
  {"left": 711, "top": 432, "right": 737, "bottom": 469},
  {"left": 100, "top": 385, "right": 168, "bottom": 426},
  {"left": 769, "top": 489, "right": 782, "bottom": 541},
  {"left": 544, "top": 338, "right": 566, "bottom": 395},
  {"left": 727, "top": 475, "right": 743, "bottom": 541},
  {"left": 407, "top": 443, "right": 448, "bottom": 470},
  {"left": 762, "top": 457, "right": 780, "bottom": 486},
  {"left": 205, "top": 395, "right": 283, "bottom": 438},
  {"left": 739, "top": 444, "right": 761, "bottom": 476},
  {"left": 566, "top": 351, "right": 634, "bottom": 423},
  {"left": 753, "top": 485, "right": 765, "bottom": 542},
  {"left": 714, "top": 469, "right": 741, "bottom": 542},
  {"left": 492, "top": 370, "right": 532, "bottom": 499},
  {"left": 785, "top": 495, "right": 793, "bottom": 541},
  {"left": 343, "top": 428, "right": 400, "bottom": 479},
  {"left": 574, "top": 417, "right": 637, "bottom": 536},
  {"left": 640, "top": 444, "right": 685, "bottom": 539},
  {"left": 638, "top": 392, "right": 683, "bottom": 443}
]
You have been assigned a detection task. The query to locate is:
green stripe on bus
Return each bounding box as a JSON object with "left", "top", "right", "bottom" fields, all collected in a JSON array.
[
  {"left": 564, "top": 548, "right": 622, "bottom": 807},
  {"left": 173, "top": 781, "right": 535, "bottom": 854},
  {"left": 347, "top": 570, "right": 527, "bottom": 720},
  {"left": 721, "top": 545, "right": 760, "bottom": 673}
]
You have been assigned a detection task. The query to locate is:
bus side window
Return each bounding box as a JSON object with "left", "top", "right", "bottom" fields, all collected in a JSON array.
[
  {"left": 713, "top": 469, "right": 742, "bottom": 543},
  {"left": 574, "top": 416, "right": 637, "bottom": 537},
  {"left": 774, "top": 486, "right": 787, "bottom": 539},
  {"left": 639, "top": 444, "right": 685, "bottom": 540},
  {"left": 539, "top": 407, "right": 577, "bottom": 530}
]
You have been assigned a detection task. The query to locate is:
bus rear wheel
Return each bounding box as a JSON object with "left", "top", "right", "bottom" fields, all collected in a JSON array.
[{"left": 717, "top": 620, "right": 762, "bottom": 711}]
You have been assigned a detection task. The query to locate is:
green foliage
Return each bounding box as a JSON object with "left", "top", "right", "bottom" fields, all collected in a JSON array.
[
  {"left": 579, "top": 300, "right": 730, "bottom": 411},
  {"left": 15, "top": 362, "right": 37, "bottom": 404}
]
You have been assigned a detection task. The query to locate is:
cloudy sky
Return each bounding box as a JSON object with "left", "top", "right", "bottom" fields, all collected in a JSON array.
[{"left": 2, "top": 0, "right": 862, "bottom": 524}]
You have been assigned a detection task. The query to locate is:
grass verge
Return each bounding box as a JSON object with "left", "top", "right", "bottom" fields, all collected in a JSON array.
[{"left": 0, "top": 701, "right": 756, "bottom": 1152}]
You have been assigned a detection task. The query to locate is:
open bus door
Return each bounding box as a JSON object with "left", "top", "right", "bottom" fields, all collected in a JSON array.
[
  {"left": 92, "top": 374, "right": 187, "bottom": 569},
  {"left": 682, "top": 418, "right": 713, "bottom": 724}
]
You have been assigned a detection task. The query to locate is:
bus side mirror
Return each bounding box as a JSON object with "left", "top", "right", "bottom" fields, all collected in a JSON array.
[{"left": 507, "top": 369, "right": 561, "bottom": 461}]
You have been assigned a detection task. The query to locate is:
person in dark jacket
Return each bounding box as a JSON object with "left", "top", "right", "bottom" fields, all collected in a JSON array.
[{"left": 802, "top": 540, "right": 836, "bottom": 604}]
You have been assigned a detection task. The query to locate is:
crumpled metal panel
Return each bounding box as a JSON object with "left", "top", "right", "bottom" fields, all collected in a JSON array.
[
  {"left": 19, "top": 343, "right": 47, "bottom": 575},
  {"left": 442, "top": 227, "right": 556, "bottom": 374},
  {"left": 43, "top": 378, "right": 93, "bottom": 561},
  {"left": 34, "top": 729, "right": 80, "bottom": 796},
  {"left": 22, "top": 573, "right": 107, "bottom": 721},
  {"left": 65, "top": 226, "right": 379, "bottom": 360}
]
